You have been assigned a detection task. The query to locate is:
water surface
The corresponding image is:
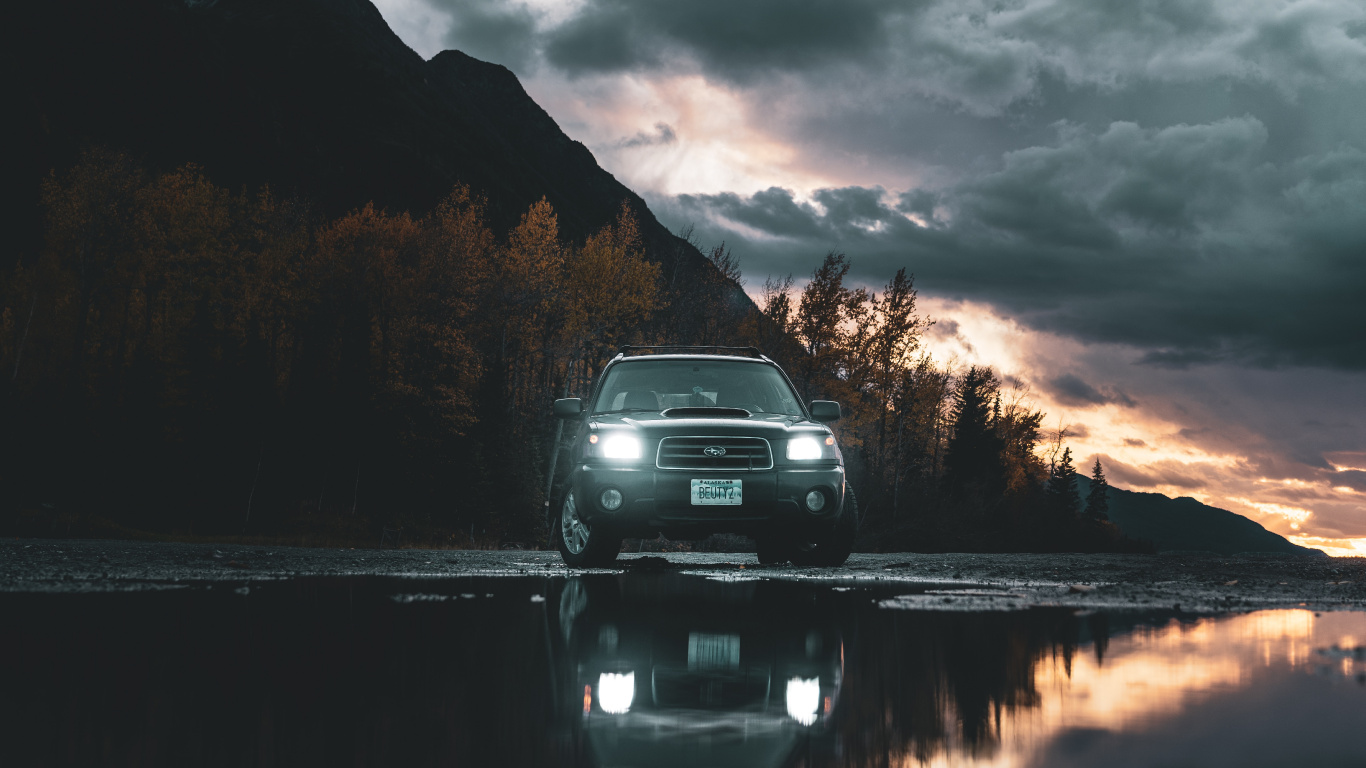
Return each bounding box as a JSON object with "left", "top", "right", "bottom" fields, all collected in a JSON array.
[{"left": 1, "top": 574, "right": 1362, "bottom": 767}]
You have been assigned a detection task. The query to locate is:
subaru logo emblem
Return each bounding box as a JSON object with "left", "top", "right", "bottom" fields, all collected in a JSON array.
[{"left": 703, "top": 446, "right": 726, "bottom": 457}]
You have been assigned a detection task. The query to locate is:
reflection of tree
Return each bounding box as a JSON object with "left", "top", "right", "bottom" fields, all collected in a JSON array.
[
  {"left": 2, "top": 578, "right": 565, "bottom": 767},
  {"left": 830, "top": 609, "right": 1084, "bottom": 767}
]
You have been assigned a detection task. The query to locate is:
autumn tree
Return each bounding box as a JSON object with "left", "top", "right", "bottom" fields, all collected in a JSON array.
[
  {"left": 739, "top": 273, "right": 801, "bottom": 369},
  {"left": 995, "top": 387, "right": 1047, "bottom": 496},
  {"left": 407, "top": 185, "right": 489, "bottom": 440},
  {"left": 557, "top": 203, "right": 662, "bottom": 377},
  {"left": 793, "top": 252, "right": 853, "bottom": 400},
  {"left": 691, "top": 241, "right": 747, "bottom": 346},
  {"left": 236, "top": 185, "right": 313, "bottom": 399},
  {"left": 37, "top": 147, "right": 145, "bottom": 395},
  {"left": 885, "top": 353, "right": 953, "bottom": 516},
  {"left": 490, "top": 196, "right": 565, "bottom": 430},
  {"left": 866, "top": 269, "right": 928, "bottom": 490}
]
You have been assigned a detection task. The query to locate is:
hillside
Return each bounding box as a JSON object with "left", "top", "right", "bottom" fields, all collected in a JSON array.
[
  {"left": 1079, "top": 478, "right": 1323, "bottom": 557},
  {"left": 4, "top": 0, "right": 710, "bottom": 277}
]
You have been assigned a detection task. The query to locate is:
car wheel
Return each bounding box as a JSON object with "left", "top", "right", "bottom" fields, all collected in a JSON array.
[
  {"left": 552, "top": 489, "right": 622, "bottom": 568},
  {"left": 789, "top": 485, "right": 858, "bottom": 567}
]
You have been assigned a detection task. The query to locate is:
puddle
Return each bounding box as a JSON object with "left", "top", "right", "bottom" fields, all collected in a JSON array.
[{"left": 0, "top": 574, "right": 1362, "bottom": 767}]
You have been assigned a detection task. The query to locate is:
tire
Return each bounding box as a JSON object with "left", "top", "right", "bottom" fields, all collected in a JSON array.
[
  {"left": 551, "top": 488, "right": 622, "bottom": 568},
  {"left": 789, "top": 485, "right": 858, "bottom": 567}
]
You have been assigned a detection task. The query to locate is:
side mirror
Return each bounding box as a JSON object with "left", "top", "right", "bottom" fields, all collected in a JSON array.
[
  {"left": 553, "top": 398, "right": 584, "bottom": 419},
  {"left": 809, "top": 400, "right": 841, "bottom": 422}
]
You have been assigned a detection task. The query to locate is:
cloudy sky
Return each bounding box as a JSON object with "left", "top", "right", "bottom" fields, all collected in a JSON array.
[{"left": 374, "top": 0, "right": 1366, "bottom": 554}]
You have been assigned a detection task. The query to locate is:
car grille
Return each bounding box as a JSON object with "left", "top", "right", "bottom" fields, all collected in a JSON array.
[
  {"left": 656, "top": 436, "right": 773, "bottom": 470},
  {"left": 651, "top": 665, "right": 772, "bottom": 709}
]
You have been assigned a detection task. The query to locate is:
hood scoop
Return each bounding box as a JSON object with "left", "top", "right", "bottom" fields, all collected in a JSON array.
[{"left": 661, "top": 407, "right": 752, "bottom": 419}]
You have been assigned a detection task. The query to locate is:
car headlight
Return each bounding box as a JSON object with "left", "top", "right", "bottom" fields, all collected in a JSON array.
[
  {"left": 785, "top": 677, "right": 820, "bottom": 725},
  {"left": 598, "top": 672, "right": 635, "bottom": 714},
  {"left": 787, "top": 437, "right": 823, "bottom": 460},
  {"left": 601, "top": 434, "right": 642, "bottom": 459}
]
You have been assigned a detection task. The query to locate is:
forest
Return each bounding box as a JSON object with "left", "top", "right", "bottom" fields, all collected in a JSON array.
[{"left": 0, "top": 148, "right": 1145, "bottom": 552}]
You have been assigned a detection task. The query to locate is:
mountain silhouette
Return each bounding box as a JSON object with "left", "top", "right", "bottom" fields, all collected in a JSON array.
[
  {"left": 1079, "top": 478, "right": 1323, "bottom": 556},
  {"left": 6, "top": 0, "right": 709, "bottom": 278}
]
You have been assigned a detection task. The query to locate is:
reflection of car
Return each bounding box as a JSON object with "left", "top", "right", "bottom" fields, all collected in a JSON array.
[
  {"left": 547, "top": 575, "right": 844, "bottom": 768},
  {"left": 550, "top": 346, "right": 857, "bottom": 568}
]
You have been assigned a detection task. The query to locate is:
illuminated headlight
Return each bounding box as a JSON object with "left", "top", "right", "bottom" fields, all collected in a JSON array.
[
  {"left": 601, "top": 435, "right": 642, "bottom": 459},
  {"left": 787, "top": 437, "right": 823, "bottom": 460},
  {"left": 785, "top": 677, "right": 820, "bottom": 725},
  {"left": 598, "top": 672, "right": 635, "bottom": 714}
]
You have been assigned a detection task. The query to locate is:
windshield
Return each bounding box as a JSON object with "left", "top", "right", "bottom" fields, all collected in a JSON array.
[{"left": 591, "top": 359, "right": 805, "bottom": 416}]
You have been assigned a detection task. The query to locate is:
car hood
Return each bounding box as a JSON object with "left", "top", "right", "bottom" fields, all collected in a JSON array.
[{"left": 588, "top": 411, "right": 822, "bottom": 439}]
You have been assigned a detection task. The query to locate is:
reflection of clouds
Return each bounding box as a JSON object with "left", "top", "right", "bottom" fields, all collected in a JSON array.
[{"left": 905, "top": 610, "right": 1364, "bottom": 768}]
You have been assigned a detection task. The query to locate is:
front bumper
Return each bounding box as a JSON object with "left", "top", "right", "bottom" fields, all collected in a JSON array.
[{"left": 568, "top": 463, "right": 846, "bottom": 539}]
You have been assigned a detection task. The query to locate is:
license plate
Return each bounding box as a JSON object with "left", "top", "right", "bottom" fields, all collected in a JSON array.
[
  {"left": 688, "top": 632, "right": 741, "bottom": 671},
  {"left": 691, "top": 479, "right": 742, "bottom": 505}
]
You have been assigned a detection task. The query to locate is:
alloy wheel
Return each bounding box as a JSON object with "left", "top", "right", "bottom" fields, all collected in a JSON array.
[{"left": 560, "top": 490, "right": 590, "bottom": 554}]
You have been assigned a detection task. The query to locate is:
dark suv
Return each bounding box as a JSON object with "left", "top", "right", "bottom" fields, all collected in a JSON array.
[{"left": 549, "top": 346, "right": 857, "bottom": 568}]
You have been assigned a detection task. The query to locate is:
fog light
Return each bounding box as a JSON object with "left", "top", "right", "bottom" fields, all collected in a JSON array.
[
  {"left": 805, "top": 490, "right": 826, "bottom": 512},
  {"left": 601, "top": 488, "right": 623, "bottom": 511}
]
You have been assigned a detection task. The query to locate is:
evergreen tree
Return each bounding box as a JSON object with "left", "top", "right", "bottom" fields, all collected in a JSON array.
[
  {"left": 1085, "top": 457, "right": 1110, "bottom": 521},
  {"left": 942, "top": 366, "right": 1005, "bottom": 494},
  {"left": 1046, "top": 447, "right": 1080, "bottom": 518}
]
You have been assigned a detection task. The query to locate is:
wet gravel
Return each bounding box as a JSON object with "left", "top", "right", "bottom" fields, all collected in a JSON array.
[{"left": 3, "top": 539, "right": 1364, "bottom": 613}]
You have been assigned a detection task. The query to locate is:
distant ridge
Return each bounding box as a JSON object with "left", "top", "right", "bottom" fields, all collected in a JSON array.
[{"left": 1079, "top": 478, "right": 1324, "bottom": 557}]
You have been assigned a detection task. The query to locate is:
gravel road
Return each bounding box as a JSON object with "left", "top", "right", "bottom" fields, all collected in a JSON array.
[{"left": 3, "top": 539, "right": 1364, "bottom": 613}]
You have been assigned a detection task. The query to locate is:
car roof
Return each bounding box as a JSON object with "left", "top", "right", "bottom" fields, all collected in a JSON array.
[{"left": 611, "top": 354, "right": 771, "bottom": 364}]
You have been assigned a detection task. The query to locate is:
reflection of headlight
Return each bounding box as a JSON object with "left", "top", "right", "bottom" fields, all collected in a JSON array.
[
  {"left": 601, "top": 435, "right": 642, "bottom": 459},
  {"left": 598, "top": 672, "right": 635, "bottom": 714},
  {"left": 787, "top": 437, "right": 822, "bottom": 460},
  {"left": 785, "top": 677, "right": 820, "bottom": 725}
]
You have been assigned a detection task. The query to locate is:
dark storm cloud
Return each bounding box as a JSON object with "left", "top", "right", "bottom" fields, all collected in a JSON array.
[
  {"left": 677, "top": 188, "right": 832, "bottom": 242},
  {"left": 1050, "top": 374, "right": 1108, "bottom": 406},
  {"left": 541, "top": 0, "right": 905, "bottom": 79},
  {"left": 1333, "top": 470, "right": 1366, "bottom": 493},
  {"left": 1137, "top": 348, "right": 1227, "bottom": 370},
  {"left": 617, "top": 122, "right": 676, "bottom": 148},
  {"left": 663, "top": 116, "right": 1366, "bottom": 370},
  {"left": 1047, "top": 374, "right": 1136, "bottom": 409},
  {"left": 433, "top": 0, "right": 538, "bottom": 71},
  {"left": 407, "top": 0, "right": 1366, "bottom": 370}
]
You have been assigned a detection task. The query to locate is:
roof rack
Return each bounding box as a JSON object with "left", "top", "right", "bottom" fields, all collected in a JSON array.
[{"left": 616, "top": 345, "right": 767, "bottom": 359}]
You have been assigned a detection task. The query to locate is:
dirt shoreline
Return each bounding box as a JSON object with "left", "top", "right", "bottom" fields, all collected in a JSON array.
[{"left": 3, "top": 539, "right": 1363, "bottom": 613}]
